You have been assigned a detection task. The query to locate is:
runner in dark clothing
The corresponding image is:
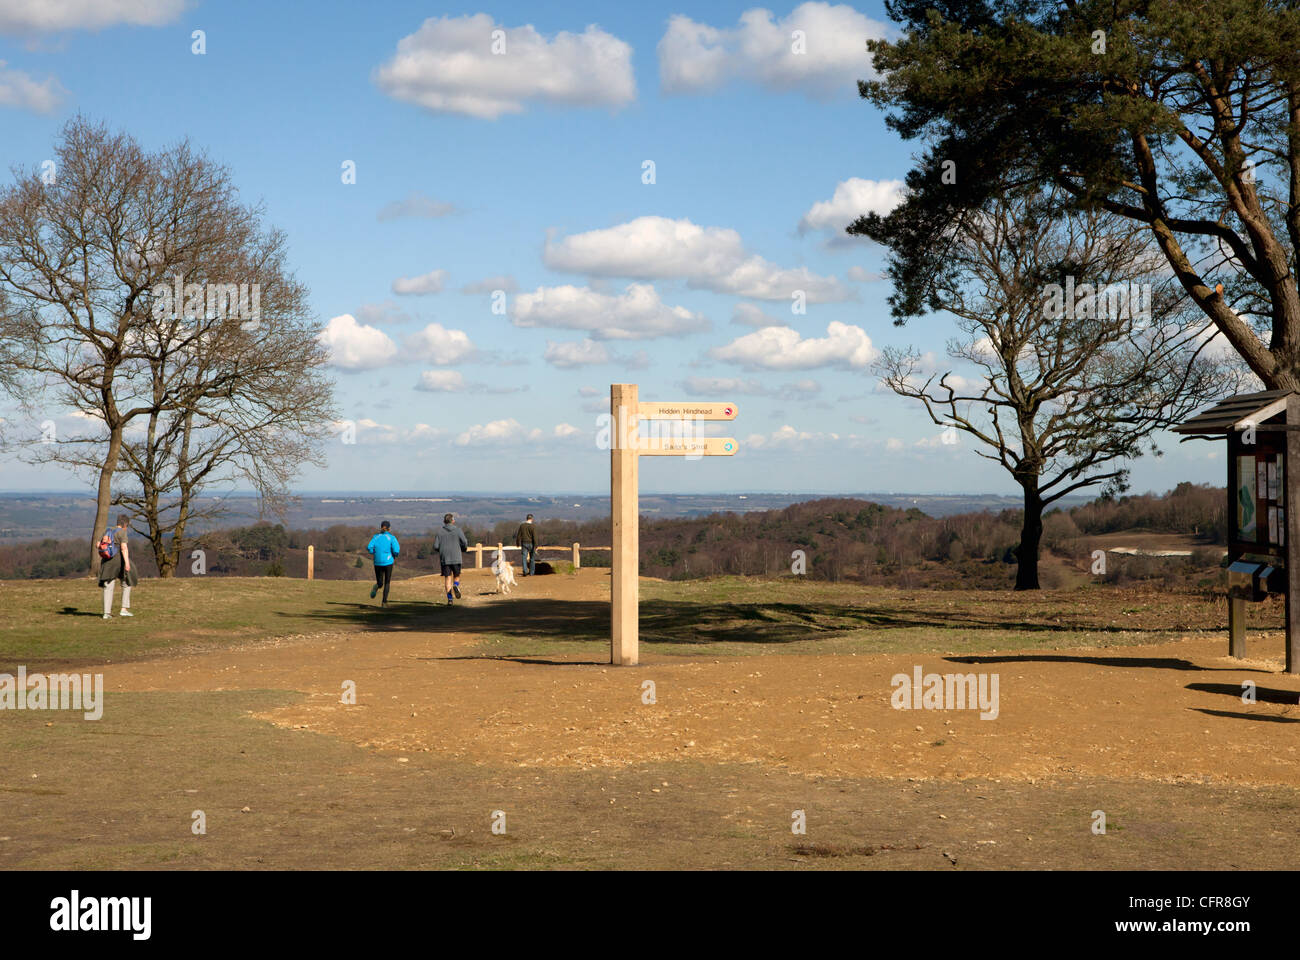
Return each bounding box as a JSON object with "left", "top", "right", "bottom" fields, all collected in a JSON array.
[{"left": 433, "top": 513, "right": 468, "bottom": 605}]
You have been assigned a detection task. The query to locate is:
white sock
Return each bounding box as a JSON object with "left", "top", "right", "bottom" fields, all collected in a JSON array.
[
  {"left": 121, "top": 585, "right": 131, "bottom": 611},
  {"left": 103, "top": 582, "right": 115, "bottom": 617}
]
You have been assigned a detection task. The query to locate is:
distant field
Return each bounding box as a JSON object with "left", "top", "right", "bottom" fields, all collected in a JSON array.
[
  {"left": 0, "top": 490, "right": 1096, "bottom": 542},
  {"left": 0, "top": 571, "right": 1273, "bottom": 667}
]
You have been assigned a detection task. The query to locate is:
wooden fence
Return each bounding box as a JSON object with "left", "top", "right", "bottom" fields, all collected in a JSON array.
[
  {"left": 468, "top": 542, "right": 611, "bottom": 569},
  {"left": 304, "top": 541, "right": 611, "bottom": 579}
]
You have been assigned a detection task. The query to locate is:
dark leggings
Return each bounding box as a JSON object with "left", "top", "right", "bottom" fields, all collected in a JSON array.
[{"left": 374, "top": 564, "right": 393, "bottom": 602}]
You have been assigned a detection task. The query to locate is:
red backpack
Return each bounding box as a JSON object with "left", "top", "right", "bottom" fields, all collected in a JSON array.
[{"left": 97, "top": 529, "right": 117, "bottom": 560}]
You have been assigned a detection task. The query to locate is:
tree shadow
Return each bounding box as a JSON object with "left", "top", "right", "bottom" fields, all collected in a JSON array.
[
  {"left": 1187, "top": 682, "right": 1300, "bottom": 705},
  {"left": 944, "top": 654, "right": 1259, "bottom": 672},
  {"left": 429, "top": 655, "right": 607, "bottom": 667},
  {"left": 281, "top": 596, "right": 1213, "bottom": 647},
  {"left": 1191, "top": 707, "right": 1300, "bottom": 723}
]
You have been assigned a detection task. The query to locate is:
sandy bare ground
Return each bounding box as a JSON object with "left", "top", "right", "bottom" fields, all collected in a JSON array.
[{"left": 95, "top": 568, "right": 1300, "bottom": 789}]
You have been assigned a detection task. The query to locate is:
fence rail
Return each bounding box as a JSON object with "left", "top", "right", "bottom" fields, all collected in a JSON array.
[
  {"left": 469, "top": 542, "right": 611, "bottom": 569},
  {"left": 304, "top": 541, "right": 612, "bottom": 578}
]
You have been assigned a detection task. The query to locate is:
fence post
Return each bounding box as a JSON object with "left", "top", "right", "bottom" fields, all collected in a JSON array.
[
  {"left": 474, "top": 542, "right": 483, "bottom": 568},
  {"left": 573, "top": 541, "right": 580, "bottom": 569},
  {"left": 307, "top": 545, "right": 314, "bottom": 581}
]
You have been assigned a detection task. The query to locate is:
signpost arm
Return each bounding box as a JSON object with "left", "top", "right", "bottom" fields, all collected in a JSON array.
[{"left": 611, "top": 383, "right": 639, "bottom": 666}]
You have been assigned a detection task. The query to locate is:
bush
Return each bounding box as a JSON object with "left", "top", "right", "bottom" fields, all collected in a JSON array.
[{"left": 1042, "top": 511, "right": 1081, "bottom": 549}]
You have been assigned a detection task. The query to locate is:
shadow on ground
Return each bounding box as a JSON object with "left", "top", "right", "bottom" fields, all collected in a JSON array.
[
  {"left": 1186, "top": 681, "right": 1300, "bottom": 704},
  {"left": 947, "top": 654, "right": 1264, "bottom": 673},
  {"left": 281, "top": 596, "right": 1222, "bottom": 649},
  {"left": 1191, "top": 707, "right": 1300, "bottom": 723}
]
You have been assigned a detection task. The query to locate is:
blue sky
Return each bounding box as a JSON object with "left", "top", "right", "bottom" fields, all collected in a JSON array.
[{"left": 0, "top": 0, "right": 1223, "bottom": 495}]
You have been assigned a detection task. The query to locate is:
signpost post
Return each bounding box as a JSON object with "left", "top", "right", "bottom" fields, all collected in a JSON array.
[{"left": 609, "top": 383, "right": 738, "bottom": 666}]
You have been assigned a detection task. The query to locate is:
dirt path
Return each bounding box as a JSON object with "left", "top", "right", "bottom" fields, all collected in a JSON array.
[{"left": 95, "top": 568, "right": 1300, "bottom": 789}]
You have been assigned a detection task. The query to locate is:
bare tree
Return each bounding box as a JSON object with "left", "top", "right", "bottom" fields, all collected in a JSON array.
[
  {"left": 876, "top": 186, "right": 1235, "bottom": 589},
  {"left": 0, "top": 117, "right": 332, "bottom": 572},
  {"left": 110, "top": 248, "right": 334, "bottom": 576}
]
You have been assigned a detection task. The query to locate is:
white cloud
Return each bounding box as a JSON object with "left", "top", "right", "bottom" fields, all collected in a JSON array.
[
  {"left": 683, "top": 376, "right": 766, "bottom": 396},
  {"left": 799, "top": 178, "right": 906, "bottom": 238},
  {"left": 453, "top": 418, "right": 583, "bottom": 446},
  {"left": 731, "top": 302, "right": 780, "bottom": 326},
  {"left": 318, "top": 314, "right": 399, "bottom": 371},
  {"left": 914, "top": 432, "right": 962, "bottom": 450},
  {"left": 0, "top": 0, "right": 184, "bottom": 33},
  {"left": 373, "top": 13, "right": 636, "bottom": 119},
  {"left": 658, "top": 2, "right": 889, "bottom": 98},
  {"left": 544, "top": 215, "right": 849, "bottom": 302},
  {"left": 462, "top": 274, "right": 519, "bottom": 294},
  {"left": 377, "top": 191, "right": 458, "bottom": 221},
  {"left": 392, "top": 269, "right": 448, "bottom": 295},
  {"left": 744, "top": 424, "right": 843, "bottom": 450},
  {"left": 513, "top": 282, "right": 708, "bottom": 340},
  {"left": 709, "top": 321, "right": 876, "bottom": 371},
  {"left": 456, "top": 418, "right": 532, "bottom": 446},
  {"left": 780, "top": 378, "right": 822, "bottom": 397},
  {"left": 0, "top": 61, "right": 65, "bottom": 112},
  {"left": 333, "top": 418, "right": 447, "bottom": 446},
  {"left": 415, "top": 369, "right": 528, "bottom": 394},
  {"left": 354, "top": 300, "right": 415, "bottom": 328},
  {"left": 879, "top": 350, "right": 977, "bottom": 394},
  {"left": 544, "top": 338, "right": 610, "bottom": 368},
  {"left": 415, "top": 370, "right": 467, "bottom": 392},
  {"left": 405, "top": 322, "right": 476, "bottom": 364},
  {"left": 847, "top": 265, "right": 885, "bottom": 283}
]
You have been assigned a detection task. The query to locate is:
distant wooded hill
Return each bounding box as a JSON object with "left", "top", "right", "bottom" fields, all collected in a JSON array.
[{"left": 0, "top": 483, "right": 1226, "bottom": 590}]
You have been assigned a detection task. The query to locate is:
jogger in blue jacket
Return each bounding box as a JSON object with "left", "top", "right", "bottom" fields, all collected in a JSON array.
[{"left": 367, "top": 521, "right": 400, "bottom": 606}]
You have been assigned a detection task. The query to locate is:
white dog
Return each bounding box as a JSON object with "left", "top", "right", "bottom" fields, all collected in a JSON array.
[{"left": 491, "top": 550, "right": 517, "bottom": 595}]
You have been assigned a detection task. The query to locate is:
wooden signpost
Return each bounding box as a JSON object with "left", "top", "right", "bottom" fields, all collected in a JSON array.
[{"left": 610, "top": 383, "right": 738, "bottom": 666}]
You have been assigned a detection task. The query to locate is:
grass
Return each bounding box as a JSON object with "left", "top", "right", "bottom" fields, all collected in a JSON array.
[
  {"left": 465, "top": 577, "right": 1274, "bottom": 660},
  {"left": 1, "top": 572, "right": 1279, "bottom": 668},
  {"left": 0, "top": 577, "right": 455, "bottom": 666}
]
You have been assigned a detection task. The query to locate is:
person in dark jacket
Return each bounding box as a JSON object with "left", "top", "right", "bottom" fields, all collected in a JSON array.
[
  {"left": 98, "top": 513, "right": 139, "bottom": 620},
  {"left": 433, "top": 513, "right": 468, "bottom": 605},
  {"left": 514, "top": 514, "right": 537, "bottom": 576}
]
